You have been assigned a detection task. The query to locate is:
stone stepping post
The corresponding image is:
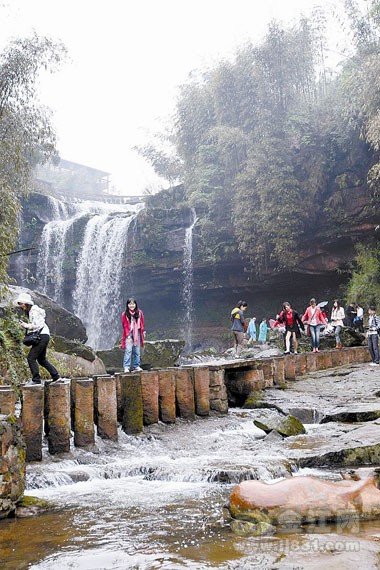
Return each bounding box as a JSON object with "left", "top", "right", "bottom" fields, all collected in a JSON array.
[
  {"left": 0, "top": 387, "right": 16, "bottom": 415},
  {"left": 47, "top": 380, "right": 71, "bottom": 455},
  {"left": 331, "top": 350, "right": 344, "bottom": 368},
  {"left": 193, "top": 367, "right": 210, "bottom": 416},
  {"left": 295, "top": 353, "right": 307, "bottom": 377},
  {"left": 226, "top": 368, "right": 265, "bottom": 398},
  {"left": 255, "top": 360, "right": 274, "bottom": 388},
  {"left": 158, "top": 369, "right": 176, "bottom": 423},
  {"left": 74, "top": 379, "right": 95, "bottom": 449},
  {"left": 209, "top": 368, "right": 228, "bottom": 413},
  {"left": 21, "top": 384, "right": 44, "bottom": 462},
  {"left": 121, "top": 373, "right": 143, "bottom": 434},
  {"left": 141, "top": 371, "right": 159, "bottom": 425},
  {"left": 94, "top": 376, "right": 118, "bottom": 441},
  {"left": 114, "top": 374, "right": 123, "bottom": 422},
  {"left": 305, "top": 352, "right": 318, "bottom": 373},
  {"left": 284, "top": 355, "right": 296, "bottom": 381},
  {"left": 175, "top": 369, "right": 195, "bottom": 420},
  {"left": 272, "top": 356, "right": 285, "bottom": 385}
]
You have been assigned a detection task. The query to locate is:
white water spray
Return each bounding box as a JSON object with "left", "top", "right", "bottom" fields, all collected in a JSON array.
[{"left": 182, "top": 209, "right": 197, "bottom": 350}]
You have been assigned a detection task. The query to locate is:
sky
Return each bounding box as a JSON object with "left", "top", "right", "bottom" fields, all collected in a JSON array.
[{"left": 1, "top": 0, "right": 353, "bottom": 195}]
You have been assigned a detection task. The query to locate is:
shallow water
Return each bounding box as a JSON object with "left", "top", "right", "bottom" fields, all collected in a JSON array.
[{"left": 2, "top": 409, "right": 380, "bottom": 569}]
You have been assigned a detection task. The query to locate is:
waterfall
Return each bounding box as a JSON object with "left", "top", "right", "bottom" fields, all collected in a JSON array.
[
  {"left": 38, "top": 217, "right": 79, "bottom": 304},
  {"left": 36, "top": 196, "right": 143, "bottom": 349},
  {"left": 182, "top": 209, "right": 197, "bottom": 350},
  {"left": 73, "top": 212, "right": 136, "bottom": 350}
]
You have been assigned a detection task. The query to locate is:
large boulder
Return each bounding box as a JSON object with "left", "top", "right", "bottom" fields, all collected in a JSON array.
[
  {"left": 229, "top": 470, "right": 380, "bottom": 532},
  {"left": 97, "top": 339, "right": 185, "bottom": 372},
  {"left": 2, "top": 286, "right": 87, "bottom": 342},
  {"left": 52, "top": 353, "right": 106, "bottom": 377}
]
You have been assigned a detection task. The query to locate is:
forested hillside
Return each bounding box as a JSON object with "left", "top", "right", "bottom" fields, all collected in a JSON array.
[{"left": 140, "top": 1, "right": 380, "bottom": 287}]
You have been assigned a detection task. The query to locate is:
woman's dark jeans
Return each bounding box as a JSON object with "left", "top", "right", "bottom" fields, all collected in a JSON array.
[{"left": 27, "top": 334, "right": 60, "bottom": 383}]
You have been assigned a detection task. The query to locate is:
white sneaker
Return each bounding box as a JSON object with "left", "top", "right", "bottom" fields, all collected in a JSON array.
[
  {"left": 124, "top": 367, "right": 130, "bottom": 373},
  {"left": 369, "top": 362, "right": 379, "bottom": 366},
  {"left": 134, "top": 366, "right": 143, "bottom": 372}
]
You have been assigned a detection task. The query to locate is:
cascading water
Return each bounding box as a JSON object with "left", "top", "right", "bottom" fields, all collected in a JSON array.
[
  {"left": 73, "top": 212, "right": 136, "bottom": 349},
  {"left": 182, "top": 209, "right": 197, "bottom": 351},
  {"left": 36, "top": 196, "right": 143, "bottom": 348}
]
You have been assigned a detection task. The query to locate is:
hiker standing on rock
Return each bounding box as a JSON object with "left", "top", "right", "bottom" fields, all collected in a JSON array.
[
  {"left": 330, "top": 299, "right": 345, "bottom": 349},
  {"left": 230, "top": 301, "right": 248, "bottom": 357},
  {"left": 16, "top": 292, "right": 61, "bottom": 385},
  {"left": 367, "top": 305, "right": 380, "bottom": 366},
  {"left": 302, "top": 298, "right": 327, "bottom": 353},
  {"left": 121, "top": 297, "right": 145, "bottom": 373}
]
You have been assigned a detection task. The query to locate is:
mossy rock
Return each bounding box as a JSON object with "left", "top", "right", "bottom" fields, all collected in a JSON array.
[
  {"left": 15, "top": 495, "right": 55, "bottom": 518},
  {"left": 254, "top": 414, "right": 306, "bottom": 437},
  {"left": 230, "top": 519, "right": 275, "bottom": 536},
  {"left": 51, "top": 336, "right": 96, "bottom": 362}
]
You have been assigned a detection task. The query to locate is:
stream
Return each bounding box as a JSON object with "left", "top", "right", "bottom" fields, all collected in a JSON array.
[{"left": 2, "top": 406, "right": 380, "bottom": 569}]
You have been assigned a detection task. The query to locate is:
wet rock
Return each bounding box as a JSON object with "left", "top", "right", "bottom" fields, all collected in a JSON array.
[
  {"left": 230, "top": 518, "right": 275, "bottom": 536},
  {"left": 243, "top": 391, "right": 286, "bottom": 414},
  {"left": 254, "top": 415, "right": 306, "bottom": 437},
  {"left": 229, "top": 470, "right": 380, "bottom": 531},
  {"left": 321, "top": 406, "right": 380, "bottom": 423},
  {"left": 15, "top": 495, "right": 53, "bottom": 518},
  {"left": 287, "top": 420, "right": 380, "bottom": 467}
]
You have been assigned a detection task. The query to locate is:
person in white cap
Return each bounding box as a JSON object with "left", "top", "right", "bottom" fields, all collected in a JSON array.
[{"left": 16, "top": 292, "right": 61, "bottom": 384}]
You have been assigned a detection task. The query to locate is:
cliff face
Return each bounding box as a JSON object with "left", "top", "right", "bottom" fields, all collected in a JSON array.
[{"left": 7, "top": 183, "right": 377, "bottom": 348}]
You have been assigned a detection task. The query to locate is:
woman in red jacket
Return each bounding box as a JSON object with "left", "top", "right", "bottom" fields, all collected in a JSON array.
[
  {"left": 276, "top": 302, "right": 304, "bottom": 354},
  {"left": 302, "top": 298, "right": 327, "bottom": 353},
  {"left": 121, "top": 297, "right": 145, "bottom": 373}
]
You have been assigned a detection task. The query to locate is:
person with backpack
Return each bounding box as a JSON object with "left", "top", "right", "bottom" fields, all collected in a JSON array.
[
  {"left": 16, "top": 292, "right": 61, "bottom": 385},
  {"left": 230, "top": 301, "right": 248, "bottom": 356}
]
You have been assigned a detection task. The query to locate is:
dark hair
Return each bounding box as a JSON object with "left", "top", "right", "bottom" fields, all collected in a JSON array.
[
  {"left": 333, "top": 299, "right": 341, "bottom": 309},
  {"left": 237, "top": 300, "right": 248, "bottom": 308},
  {"left": 124, "top": 297, "right": 140, "bottom": 321},
  {"left": 369, "top": 305, "right": 377, "bottom": 311},
  {"left": 283, "top": 302, "right": 291, "bottom": 310}
]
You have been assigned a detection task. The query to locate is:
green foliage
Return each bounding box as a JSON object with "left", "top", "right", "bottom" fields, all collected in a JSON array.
[
  {"left": 0, "top": 309, "right": 30, "bottom": 388},
  {"left": 0, "top": 34, "right": 66, "bottom": 286},
  {"left": 345, "top": 243, "right": 380, "bottom": 307},
  {"left": 140, "top": 7, "right": 380, "bottom": 274}
]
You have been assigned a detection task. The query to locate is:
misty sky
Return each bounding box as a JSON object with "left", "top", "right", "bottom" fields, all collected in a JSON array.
[{"left": 1, "top": 0, "right": 353, "bottom": 195}]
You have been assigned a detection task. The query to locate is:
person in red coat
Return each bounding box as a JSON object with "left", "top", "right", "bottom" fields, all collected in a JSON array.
[
  {"left": 275, "top": 302, "right": 304, "bottom": 354},
  {"left": 302, "top": 298, "right": 327, "bottom": 352},
  {"left": 121, "top": 297, "right": 145, "bottom": 373}
]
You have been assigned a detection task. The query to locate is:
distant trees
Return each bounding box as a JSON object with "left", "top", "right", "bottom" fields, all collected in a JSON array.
[
  {"left": 139, "top": 4, "right": 380, "bottom": 275},
  {"left": 0, "top": 34, "right": 66, "bottom": 288}
]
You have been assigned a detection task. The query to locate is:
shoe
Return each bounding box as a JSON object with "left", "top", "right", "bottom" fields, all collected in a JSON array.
[
  {"left": 49, "top": 376, "right": 62, "bottom": 384},
  {"left": 283, "top": 351, "right": 290, "bottom": 355},
  {"left": 124, "top": 368, "right": 130, "bottom": 373},
  {"left": 134, "top": 366, "right": 143, "bottom": 372},
  {"left": 32, "top": 379, "right": 42, "bottom": 384},
  {"left": 369, "top": 362, "right": 379, "bottom": 366},
  {"left": 315, "top": 348, "right": 320, "bottom": 352},
  {"left": 294, "top": 351, "right": 298, "bottom": 354}
]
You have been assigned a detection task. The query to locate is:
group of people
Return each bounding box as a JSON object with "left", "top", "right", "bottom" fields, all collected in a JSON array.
[
  {"left": 230, "top": 298, "right": 380, "bottom": 366},
  {"left": 15, "top": 293, "right": 146, "bottom": 383}
]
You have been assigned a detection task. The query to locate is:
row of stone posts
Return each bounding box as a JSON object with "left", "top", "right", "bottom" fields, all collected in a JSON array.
[{"left": 0, "top": 346, "right": 372, "bottom": 463}]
